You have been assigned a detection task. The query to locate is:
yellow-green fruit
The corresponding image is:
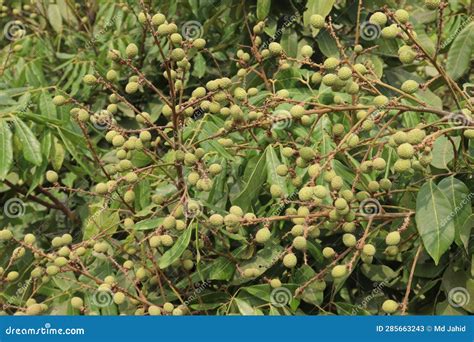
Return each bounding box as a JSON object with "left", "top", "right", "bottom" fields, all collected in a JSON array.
[
  {"left": 269, "top": 42, "right": 282, "bottom": 55},
  {"left": 298, "top": 187, "right": 313, "bottom": 201},
  {"left": 337, "top": 66, "right": 352, "bottom": 81},
  {"left": 372, "top": 158, "right": 386, "bottom": 171},
  {"left": 399, "top": 50, "right": 416, "bottom": 64},
  {"left": 381, "top": 25, "right": 399, "bottom": 39},
  {"left": 395, "top": 9, "right": 409, "bottom": 23},
  {"left": 209, "top": 164, "right": 222, "bottom": 175},
  {"left": 385, "top": 231, "right": 401, "bottom": 245},
  {"left": 397, "top": 143, "right": 415, "bottom": 159},
  {"left": 334, "top": 198, "right": 348, "bottom": 210},
  {"left": 331, "top": 176, "right": 344, "bottom": 191},
  {"left": 255, "top": 228, "right": 271, "bottom": 243},
  {"left": 401, "top": 80, "right": 419, "bottom": 95},
  {"left": 373, "top": 95, "right": 389, "bottom": 107},
  {"left": 209, "top": 214, "right": 224, "bottom": 227},
  {"left": 83, "top": 74, "right": 97, "bottom": 85},
  {"left": 7, "top": 271, "right": 19, "bottom": 281},
  {"left": 163, "top": 216, "right": 176, "bottom": 229},
  {"left": 313, "top": 185, "right": 328, "bottom": 199},
  {"left": 301, "top": 45, "right": 313, "bottom": 57},
  {"left": 310, "top": 14, "right": 325, "bottom": 29},
  {"left": 290, "top": 105, "right": 305, "bottom": 118},
  {"left": 276, "top": 164, "right": 288, "bottom": 176},
  {"left": 369, "top": 12, "right": 387, "bottom": 26},
  {"left": 193, "top": 38, "right": 206, "bottom": 49},
  {"left": 368, "top": 181, "right": 380, "bottom": 193},
  {"left": 342, "top": 233, "right": 357, "bottom": 247},
  {"left": 152, "top": 13, "right": 166, "bottom": 26},
  {"left": 407, "top": 128, "right": 426, "bottom": 144},
  {"left": 425, "top": 0, "right": 440, "bottom": 10},
  {"left": 299, "top": 147, "right": 315, "bottom": 161},
  {"left": 71, "top": 297, "right": 83, "bottom": 309},
  {"left": 324, "top": 57, "right": 340, "bottom": 70},
  {"left": 292, "top": 236, "right": 307, "bottom": 250},
  {"left": 45, "top": 170, "right": 58, "bottom": 183},
  {"left": 382, "top": 299, "right": 399, "bottom": 313},
  {"left": 171, "top": 48, "right": 185, "bottom": 61},
  {"left": 161, "top": 235, "right": 174, "bottom": 247},
  {"left": 26, "top": 304, "right": 43, "bottom": 315},
  {"left": 125, "top": 82, "right": 139, "bottom": 94},
  {"left": 331, "top": 265, "right": 347, "bottom": 278},
  {"left": 394, "top": 159, "right": 411, "bottom": 172},
  {"left": 126, "top": 43, "right": 138, "bottom": 58},
  {"left": 52, "top": 95, "right": 66, "bottom": 106},
  {"left": 380, "top": 178, "right": 392, "bottom": 191},
  {"left": 113, "top": 292, "right": 126, "bottom": 305},
  {"left": 243, "top": 268, "right": 258, "bottom": 278},
  {"left": 283, "top": 253, "right": 297, "bottom": 268},
  {"left": 270, "top": 184, "right": 283, "bottom": 198},
  {"left": 463, "top": 129, "right": 474, "bottom": 139},
  {"left": 124, "top": 190, "right": 135, "bottom": 203},
  {"left": 363, "top": 244, "right": 376, "bottom": 256},
  {"left": 323, "top": 247, "right": 335, "bottom": 258},
  {"left": 149, "top": 236, "right": 161, "bottom": 248},
  {"left": 270, "top": 278, "right": 282, "bottom": 288},
  {"left": 46, "top": 265, "right": 59, "bottom": 276},
  {"left": 163, "top": 302, "right": 174, "bottom": 313},
  {"left": 148, "top": 305, "right": 162, "bottom": 316},
  {"left": 393, "top": 131, "right": 408, "bottom": 145},
  {"left": 54, "top": 257, "right": 68, "bottom": 267}
]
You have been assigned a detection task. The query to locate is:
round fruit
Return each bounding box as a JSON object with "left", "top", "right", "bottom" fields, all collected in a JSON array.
[
  {"left": 255, "top": 228, "right": 271, "bottom": 243},
  {"left": 401, "top": 80, "right": 419, "bottom": 94},
  {"left": 342, "top": 233, "right": 357, "bottom": 247},
  {"left": 322, "top": 247, "right": 335, "bottom": 258},
  {"left": 394, "top": 159, "right": 411, "bottom": 172},
  {"left": 310, "top": 14, "right": 325, "bottom": 29},
  {"left": 52, "top": 95, "right": 66, "bottom": 106},
  {"left": 292, "top": 236, "right": 307, "bottom": 250},
  {"left": 270, "top": 278, "right": 282, "bottom": 288},
  {"left": 113, "top": 292, "right": 126, "bottom": 305},
  {"left": 395, "top": 9, "right": 410, "bottom": 23},
  {"left": 362, "top": 244, "right": 376, "bottom": 256},
  {"left": 369, "top": 12, "right": 387, "bottom": 26},
  {"left": 331, "top": 265, "right": 347, "bottom": 278},
  {"left": 298, "top": 187, "right": 313, "bottom": 201},
  {"left": 324, "top": 57, "right": 340, "bottom": 70},
  {"left": 382, "top": 299, "right": 399, "bottom": 313},
  {"left": 270, "top": 184, "right": 283, "bottom": 198},
  {"left": 397, "top": 143, "right": 415, "bottom": 159},
  {"left": 301, "top": 45, "right": 313, "bottom": 57},
  {"left": 385, "top": 231, "right": 401, "bottom": 245},
  {"left": 283, "top": 253, "right": 297, "bottom": 268},
  {"left": 425, "top": 0, "right": 440, "bottom": 10},
  {"left": 126, "top": 43, "right": 138, "bottom": 58},
  {"left": 269, "top": 42, "right": 282, "bottom": 55},
  {"left": 71, "top": 297, "right": 83, "bottom": 309}
]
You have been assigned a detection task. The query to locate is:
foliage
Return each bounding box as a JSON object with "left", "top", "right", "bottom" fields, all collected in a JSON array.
[{"left": 0, "top": 0, "right": 473, "bottom": 316}]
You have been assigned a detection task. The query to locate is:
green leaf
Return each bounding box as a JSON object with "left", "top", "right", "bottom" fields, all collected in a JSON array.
[
  {"left": 446, "top": 22, "right": 474, "bottom": 80},
  {"left": 266, "top": 145, "right": 288, "bottom": 196},
  {"left": 134, "top": 217, "right": 164, "bottom": 231},
  {"left": 192, "top": 53, "right": 206, "bottom": 79},
  {"left": 438, "top": 176, "right": 472, "bottom": 251},
  {"left": 0, "top": 120, "right": 13, "bottom": 180},
  {"left": 256, "top": 0, "right": 271, "bottom": 21},
  {"left": 48, "top": 4, "right": 63, "bottom": 33},
  {"left": 158, "top": 224, "right": 193, "bottom": 269},
  {"left": 415, "top": 181, "right": 455, "bottom": 265},
  {"left": 430, "top": 136, "right": 460, "bottom": 169},
  {"left": 13, "top": 117, "right": 42, "bottom": 166},
  {"left": 280, "top": 29, "right": 298, "bottom": 58},
  {"left": 83, "top": 204, "right": 120, "bottom": 240}
]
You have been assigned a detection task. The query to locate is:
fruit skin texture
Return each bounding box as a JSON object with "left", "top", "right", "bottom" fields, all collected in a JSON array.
[
  {"left": 46, "top": 170, "right": 58, "bottom": 183},
  {"left": 71, "top": 297, "right": 83, "bottom": 309},
  {"left": 283, "top": 253, "right": 297, "bottom": 268},
  {"left": 268, "top": 42, "right": 282, "bottom": 55},
  {"left": 463, "top": 129, "right": 474, "bottom": 139},
  {"left": 425, "top": 0, "right": 441, "bottom": 10},
  {"left": 255, "top": 227, "right": 271, "bottom": 244},
  {"left": 369, "top": 12, "right": 387, "bottom": 26},
  {"left": 331, "top": 265, "right": 347, "bottom": 278},
  {"left": 401, "top": 80, "right": 419, "bottom": 94},
  {"left": 292, "top": 236, "right": 307, "bottom": 250},
  {"left": 382, "top": 299, "right": 399, "bottom": 313},
  {"left": 386, "top": 231, "right": 401, "bottom": 245},
  {"left": 397, "top": 143, "right": 415, "bottom": 159},
  {"left": 394, "top": 159, "right": 411, "bottom": 172},
  {"left": 395, "top": 9, "right": 410, "bottom": 23},
  {"left": 310, "top": 14, "right": 325, "bottom": 29}
]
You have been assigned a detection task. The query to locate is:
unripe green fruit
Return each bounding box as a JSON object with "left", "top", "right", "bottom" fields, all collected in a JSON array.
[
  {"left": 372, "top": 158, "right": 386, "bottom": 171},
  {"left": 291, "top": 224, "right": 304, "bottom": 236},
  {"left": 337, "top": 66, "right": 352, "bottom": 81},
  {"left": 373, "top": 95, "right": 389, "bottom": 107},
  {"left": 112, "top": 134, "right": 125, "bottom": 147},
  {"left": 26, "top": 304, "right": 43, "bottom": 316},
  {"left": 310, "top": 14, "right": 325, "bottom": 29},
  {"left": 163, "top": 216, "right": 176, "bottom": 229},
  {"left": 292, "top": 236, "right": 307, "bottom": 250},
  {"left": 322, "top": 247, "right": 335, "bottom": 258},
  {"left": 163, "top": 302, "right": 174, "bottom": 313},
  {"left": 342, "top": 222, "right": 356, "bottom": 233},
  {"left": 125, "top": 82, "right": 139, "bottom": 94},
  {"left": 52, "top": 95, "right": 66, "bottom": 106},
  {"left": 151, "top": 13, "right": 166, "bottom": 26},
  {"left": 149, "top": 236, "right": 161, "bottom": 248},
  {"left": 243, "top": 268, "right": 258, "bottom": 278},
  {"left": 324, "top": 57, "right": 340, "bottom": 70},
  {"left": 385, "top": 231, "right": 401, "bottom": 245},
  {"left": 125, "top": 172, "right": 138, "bottom": 183},
  {"left": 298, "top": 187, "right": 313, "bottom": 201},
  {"left": 363, "top": 244, "right": 376, "bottom": 256},
  {"left": 114, "top": 292, "right": 125, "bottom": 305},
  {"left": 268, "top": 42, "right": 282, "bottom": 55},
  {"left": 71, "top": 297, "right": 83, "bottom": 309},
  {"left": 299, "top": 147, "right": 315, "bottom": 161},
  {"left": 382, "top": 299, "right": 399, "bottom": 313},
  {"left": 425, "top": 0, "right": 440, "bottom": 10},
  {"left": 31, "top": 267, "right": 42, "bottom": 278},
  {"left": 184, "top": 152, "right": 197, "bottom": 165},
  {"left": 148, "top": 305, "right": 162, "bottom": 316},
  {"left": 463, "top": 129, "right": 474, "bottom": 139},
  {"left": 209, "top": 164, "right": 222, "bottom": 175},
  {"left": 193, "top": 38, "right": 206, "bottom": 49},
  {"left": 395, "top": 9, "right": 409, "bottom": 23},
  {"left": 397, "top": 143, "right": 415, "bottom": 159},
  {"left": 83, "top": 74, "right": 97, "bottom": 85},
  {"left": 7, "top": 271, "right": 19, "bottom": 281},
  {"left": 0, "top": 229, "right": 13, "bottom": 241},
  {"left": 331, "top": 265, "right": 347, "bottom": 278},
  {"left": 354, "top": 44, "right": 363, "bottom": 53},
  {"left": 407, "top": 128, "right": 426, "bottom": 144},
  {"left": 234, "top": 87, "right": 247, "bottom": 101},
  {"left": 282, "top": 147, "right": 294, "bottom": 157},
  {"left": 301, "top": 45, "right": 313, "bottom": 58},
  {"left": 171, "top": 48, "right": 185, "bottom": 61},
  {"left": 44, "top": 170, "right": 58, "bottom": 184},
  {"left": 93, "top": 242, "right": 108, "bottom": 253},
  {"left": 46, "top": 265, "right": 60, "bottom": 276},
  {"left": 401, "top": 80, "right": 419, "bottom": 94},
  {"left": 369, "top": 12, "right": 387, "bottom": 26},
  {"left": 381, "top": 25, "right": 399, "bottom": 39},
  {"left": 380, "top": 178, "right": 392, "bottom": 191},
  {"left": 124, "top": 190, "right": 135, "bottom": 203},
  {"left": 399, "top": 49, "right": 416, "bottom": 64},
  {"left": 95, "top": 183, "right": 108, "bottom": 194},
  {"left": 136, "top": 267, "right": 147, "bottom": 280},
  {"left": 393, "top": 131, "right": 408, "bottom": 145},
  {"left": 385, "top": 246, "right": 399, "bottom": 256},
  {"left": 343, "top": 233, "right": 357, "bottom": 247},
  {"left": 255, "top": 227, "right": 271, "bottom": 243},
  {"left": 334, "top": 198, "right": 347, "bottom": 210},
  {"left": 311, "top": 72, "right": 322, "bottom": 84},
  {"left": 332, "top": 123, "right": 345, "bottom": 136},
  {"left": 270, "top": 278, "right": 282, "bottom": 288},
  {"left": 347, "top": 133, "right": 360, "bottom": 147},
  {"left": 170, "top": 33, "right": 182, "bottom": 45},
  {"left": 283, "top": 253, "right": 297, "bottom": 268},
  {"left": 54, "top": 256, "right": 68, "bottom": 267},
  {"left": 368, "top": 181, "right": 380, "bottom": 193},
  {"left": 270, "top": 184, "right": 283, "bottom": 198},
  {"left": 276, "top": 164, "right": 288, "bottom": 177},
  {"left": 313, "top": 185, "right": 328, "bottom": 199},
  {"left": 290, "top": 105, "right": 305, "bottom": 119},
  {"left": 331, "top": 176, "right": 344, "bottom": 191},
  {"left": 394, "top": 159, "right": 411, "bottom": 172}
]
